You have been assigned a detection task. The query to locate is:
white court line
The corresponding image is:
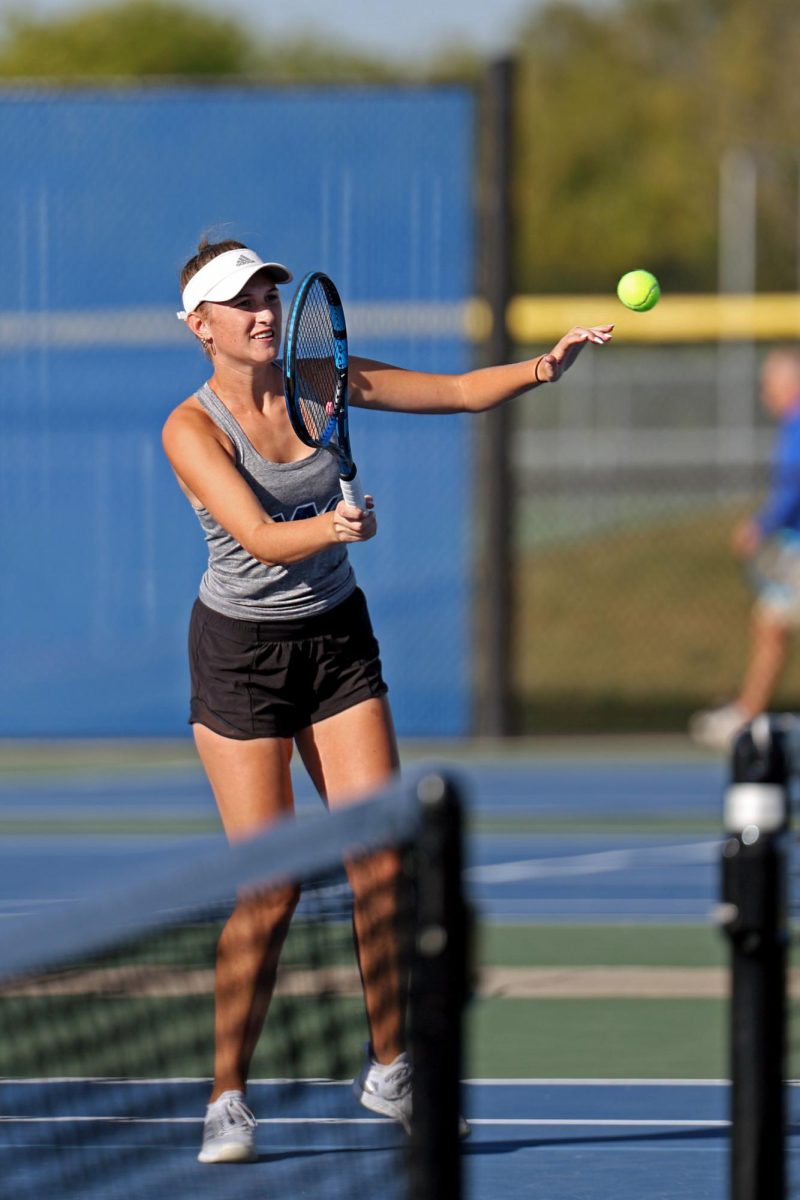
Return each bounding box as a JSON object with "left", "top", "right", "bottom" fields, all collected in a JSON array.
[
  {"left": 0, "top": 1116, "right": 389, "bottom": 1125},
  {"left": 20, "top": 1077, "right": 629, "bottom": 1088},
  {"left": 467, "top": 1119, "right": 729, "bottom": 1128},
  {"left": 1, "top": 1076, "right": 352, "bottom": 1085},
  {"left": 466, "top": 841, "right": 722, "bottom": 885},
  {"left": 0, "top": 1116, "right": 729, "bottom": 1128},
  {"left": 466, "top": 1079, "right": 794, "bottom": 1088},
  {"left": 0, "top": 1080, "right": 737, "bottom": 1132}
]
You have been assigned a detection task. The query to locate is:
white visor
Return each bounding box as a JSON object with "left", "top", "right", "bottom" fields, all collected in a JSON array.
[{"left": 177, "top": 249, "right": 293, "bottom": 320}]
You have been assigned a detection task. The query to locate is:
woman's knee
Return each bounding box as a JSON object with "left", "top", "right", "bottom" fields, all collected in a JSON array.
[
  {"left": 347, "top": 848, "right": 404, "bottom": 901},
  {"left": 230, "top": 882, "right": 301, "bottom": 940}
]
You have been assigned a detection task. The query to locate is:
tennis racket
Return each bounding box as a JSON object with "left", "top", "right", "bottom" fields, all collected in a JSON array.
[{"left": 283, "top": 271, "right": 367, "bottom": 510}]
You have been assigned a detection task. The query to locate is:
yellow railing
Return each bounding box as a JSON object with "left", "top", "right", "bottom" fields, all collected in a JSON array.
[{"left": 505, "top": 293, "right": 800, "bottom": 344}]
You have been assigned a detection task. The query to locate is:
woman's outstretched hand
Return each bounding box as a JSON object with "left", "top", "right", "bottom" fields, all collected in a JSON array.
[{"left": 536, "top": 324, "right": 614, "bottom": 384}]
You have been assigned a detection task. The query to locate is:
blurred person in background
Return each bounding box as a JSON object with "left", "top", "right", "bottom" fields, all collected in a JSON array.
[{"left": 690, "top": 348, "right": 800, "bottom": 750}]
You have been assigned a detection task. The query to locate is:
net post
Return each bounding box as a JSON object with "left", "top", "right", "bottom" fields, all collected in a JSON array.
[
  {"left": 720, "top": 715, "right": 791, "bottom": 1200},
  {"left": 408, "top": 772, "right": 467, "bottom": 1200}
]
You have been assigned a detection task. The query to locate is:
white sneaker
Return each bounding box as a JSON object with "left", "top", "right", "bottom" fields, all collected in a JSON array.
[
  {"left": 353, "top": 1045, "right": 470, "bottom": 1139},
  {"left": 688, "top": 703, "right": 750, "bottom": 751},
  {"left": 354, "top": 1047, "right": 413, "bottom": 1132},
  {"left": 197, "top": 1090, "right": 257, "bottom": 1164}
]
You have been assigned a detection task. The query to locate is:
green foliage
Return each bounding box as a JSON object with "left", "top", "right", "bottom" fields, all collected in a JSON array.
[
  {"left": 514, "top": 502, "right": 800, "bottom": 734},
  {"left": 512, "top": 0, "right": 800, "bottom": 293},
  {"left": 0, "top": 0, "right": 250, "bottom": 77},
  {"left": 0, "top": 0, "right": 798, "bottom": 291},
  {"left": 247, "top": 38, "right": 397, "bottom": 84},
  {"left": 0, "top": 0, "right": 420, "bottom": 82}
]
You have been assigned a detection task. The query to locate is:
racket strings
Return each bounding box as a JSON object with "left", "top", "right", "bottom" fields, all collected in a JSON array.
[{"left": 293, "top": 281, "right": 339, "bottom": 444}]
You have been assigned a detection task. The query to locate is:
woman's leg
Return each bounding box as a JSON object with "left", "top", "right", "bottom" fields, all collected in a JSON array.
[
  {"left": 194, "top": 724, "right": 299, "bottom": 1098},
  {"left": 194, "top": 724, "right": 296, "bottom": 841},
  {"left": 737, "top": 610, "right": 792, "bottom": 718},
  {"left": 296, "top": 697, "right": 404, "bottom": 1063}
]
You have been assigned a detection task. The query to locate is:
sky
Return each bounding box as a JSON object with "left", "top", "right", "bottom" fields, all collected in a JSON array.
[{"left": 11, "top": 0, "right": 555, "bottom": 61}]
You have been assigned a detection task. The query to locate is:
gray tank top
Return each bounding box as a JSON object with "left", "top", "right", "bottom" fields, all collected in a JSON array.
[{"left": 192, "top": 381, "right": 355, "bottom": 621}]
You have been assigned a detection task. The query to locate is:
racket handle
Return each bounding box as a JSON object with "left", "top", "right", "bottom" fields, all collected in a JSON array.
[{"left": 340, "top": 473, "right": 367, "bottom": 511}]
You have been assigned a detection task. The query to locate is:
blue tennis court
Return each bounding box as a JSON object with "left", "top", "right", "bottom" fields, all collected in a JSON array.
[
  {"left": 0, "top": 829, "right": 719, "bottom": 923},
  {"left": 0, "top": 1077, "right": 731, "bottom": 1199},
  {"left": 0, "top": 753, "right": 726, "bottom": 922}
]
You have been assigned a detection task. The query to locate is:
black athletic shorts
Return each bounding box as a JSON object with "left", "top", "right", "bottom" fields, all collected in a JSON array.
[{"left": 188, "top": 587, "right": 388, "bottom": 740}]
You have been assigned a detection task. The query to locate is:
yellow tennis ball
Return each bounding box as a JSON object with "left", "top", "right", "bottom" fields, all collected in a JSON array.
[{"left": 616, "top": 269, "right": 660, "bottom": 312}]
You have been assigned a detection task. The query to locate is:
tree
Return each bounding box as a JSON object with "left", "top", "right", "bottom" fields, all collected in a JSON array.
[
  {"left": 0, "top": 0, "right": 252, "bottom": 77},
  {"left": 0, "top": 0, "right": 407, "bottom": 81},
  {"left": 513, "top": 0, "right": 800, "bottom": 293}
]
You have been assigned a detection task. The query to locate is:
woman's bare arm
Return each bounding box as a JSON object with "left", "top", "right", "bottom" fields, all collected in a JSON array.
[
  {"left": 348, "top": 324, "right": 613, "bottom": 414},
  {"left": 162, "top": 405, "right": 374, "bottom": 563}
]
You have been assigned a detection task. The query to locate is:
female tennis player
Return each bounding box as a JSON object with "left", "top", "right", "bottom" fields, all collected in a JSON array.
[{"left": 163, "top": 236, "right": 613, "bottom": 1164}]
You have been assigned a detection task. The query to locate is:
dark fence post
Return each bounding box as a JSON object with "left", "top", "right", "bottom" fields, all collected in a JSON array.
[
  {"left": 475, "top": 56, "right": 514, "bottom": 737},
  {"left": 720, "top": 716, "right": 790, "bottom": 1200}
]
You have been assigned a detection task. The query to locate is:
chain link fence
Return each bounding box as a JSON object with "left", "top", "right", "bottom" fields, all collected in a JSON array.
[
  {"left": 0, "top": 85, "right": 476, "bottom": 738},
  {"left": 511, "top": 342, "right": 800, "bottom": 733}
]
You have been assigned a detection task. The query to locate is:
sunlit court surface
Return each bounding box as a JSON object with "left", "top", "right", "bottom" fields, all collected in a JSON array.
[{"left": 0, "top": 736, "right": 756, "bottom": 1200}]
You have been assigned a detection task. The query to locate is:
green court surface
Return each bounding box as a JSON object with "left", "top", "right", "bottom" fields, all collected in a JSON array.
[
  {"left": 468, "top": 999, "right": 725, "bottom": 1079},
  {"left": 479, "top": 923, "right": 725, "bottom": 968},
  {"left": 469, "top": 923, "right": 727, "bottom": 1079}
]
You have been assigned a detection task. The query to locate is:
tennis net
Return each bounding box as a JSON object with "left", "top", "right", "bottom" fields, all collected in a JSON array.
[{"left": 0, "top": 771, "right": 467, "bottom": 1200}]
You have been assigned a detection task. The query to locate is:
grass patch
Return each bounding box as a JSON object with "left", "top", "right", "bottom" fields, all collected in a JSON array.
[{"left": 514, "top": 503, "right": 800, "bottom": 733}]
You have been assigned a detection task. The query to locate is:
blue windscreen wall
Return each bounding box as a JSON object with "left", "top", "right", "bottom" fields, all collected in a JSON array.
[{"left": 0, "top": 87, "right": 475, "bottom": 737}]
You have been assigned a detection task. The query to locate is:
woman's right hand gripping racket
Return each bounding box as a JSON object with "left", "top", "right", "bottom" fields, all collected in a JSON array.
[{"left": 283, "top": 271, "right": 367, "bottom": 511}]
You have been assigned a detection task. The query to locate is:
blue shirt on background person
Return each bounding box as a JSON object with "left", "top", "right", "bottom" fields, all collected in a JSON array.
[
  {"left": 755, "top": 400, "right": 800, "bottom": 540},
  {"left": 689, "top": 353, "right": 800, "bottom": 751}
]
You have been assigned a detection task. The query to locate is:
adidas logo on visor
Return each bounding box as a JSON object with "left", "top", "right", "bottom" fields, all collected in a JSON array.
[{"left": 236, "top": 254, "right": 256, "bottom": 266}]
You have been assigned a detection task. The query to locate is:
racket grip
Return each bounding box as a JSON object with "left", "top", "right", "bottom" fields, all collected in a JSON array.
[{"left": 340, "top": 474, "right": 367, "bottom": 511}]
